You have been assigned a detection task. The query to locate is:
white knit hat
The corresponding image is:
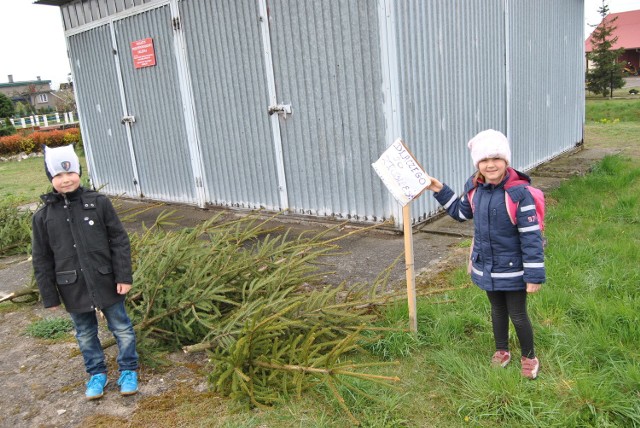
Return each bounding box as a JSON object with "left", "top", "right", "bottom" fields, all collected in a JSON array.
[
  {"left": 44, "top": 144, "right": 81, "bottom": 181},
  {"left": 467, "top": 129, "right": 511, "bottom": 168}
]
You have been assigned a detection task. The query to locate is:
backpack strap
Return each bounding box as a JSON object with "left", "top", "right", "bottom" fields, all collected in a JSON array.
[
  {"left": 504, "top": 192, "right": 518, "bottom": 225},
  {"left": 466, "top": 187, "right": 478, "bottom": 213},
  {"left": 504, "top": 185, "right": 528, "bottom": 226},
  {"left": 505, "top": 184, "right": 546, "bottom": 233}
]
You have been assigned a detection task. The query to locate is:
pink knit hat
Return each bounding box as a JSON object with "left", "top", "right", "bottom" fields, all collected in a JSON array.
[{"left": 467, "top": 129, "right": 511, "bottom": 168}]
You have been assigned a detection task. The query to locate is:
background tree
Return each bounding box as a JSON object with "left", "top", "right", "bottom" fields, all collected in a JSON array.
[
  {"left": 8, "top": 84, "right": 37, "bottom": 115},
  {"left": 0, "top": 93, "right": 17, "bottom": 137},
  {"left": 56, "top": 73, "right": 77, "bottom": 113},
  {"left": 586, "top": 1, "right": 625, "bottom": 98},
  {"left": 14, "top": 102, "right": 28, "bottom": 117},
  {"left": 0, "top": 93, "right": 14, "bottom": 118},
  {"left": 54, "top": 88, "right": 76, "bottom": 113}
]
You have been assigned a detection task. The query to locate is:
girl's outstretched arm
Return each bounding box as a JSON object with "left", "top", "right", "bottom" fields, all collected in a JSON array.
[{"left": 429, "top": 179, "right": 474, "bottom": 223}]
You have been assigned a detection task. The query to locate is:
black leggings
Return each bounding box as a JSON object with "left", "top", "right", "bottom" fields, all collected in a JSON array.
[{"left": 486, "top": 290, "right": 535, "bottom": 359}]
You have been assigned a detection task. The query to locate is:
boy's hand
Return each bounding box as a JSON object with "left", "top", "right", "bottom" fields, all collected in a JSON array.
[
  {"left": 117, "top": 283, "right": 132, "bottom": 294},
  {"left": 526, "top": 283, "right": 541, "bottom": 293}
]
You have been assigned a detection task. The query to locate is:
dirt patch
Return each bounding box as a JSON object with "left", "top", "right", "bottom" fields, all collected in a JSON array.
[{"left": 0, "top": 298, "right": 210, "bottom": 428}]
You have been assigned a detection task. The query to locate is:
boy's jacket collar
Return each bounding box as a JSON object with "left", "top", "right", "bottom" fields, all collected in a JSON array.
[{"left": 40, "top": 186, "right": 85, "bottom": 204}]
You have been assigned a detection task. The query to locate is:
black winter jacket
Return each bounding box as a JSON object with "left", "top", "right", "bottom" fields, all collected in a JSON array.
[
  {"left": 433, "top": 168, "right": 546, "bottom": 291},
  {"left": 32, "top": 187, "right": 132, "bottom": 313}
]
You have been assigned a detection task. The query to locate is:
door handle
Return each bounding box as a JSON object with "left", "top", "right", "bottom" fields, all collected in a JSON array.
[
  {"left": 267, "top": 104, "right": 292, "bottom": 119},
  {"left": 121, "top": 115, "right": 136, "bottom": 124}
]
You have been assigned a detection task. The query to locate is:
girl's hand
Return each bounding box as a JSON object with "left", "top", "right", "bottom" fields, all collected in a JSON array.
[
  {"left": 526, "top": 283, "right": 541, "bottom": 293},
  {"left": 117, "top": 283, "right": 132, "bottom": 294},
  {"left": 426, "top": 177, "right": 443, "bottom": 193}
]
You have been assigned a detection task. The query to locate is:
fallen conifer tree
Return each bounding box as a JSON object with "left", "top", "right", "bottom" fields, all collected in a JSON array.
[{"left": 124, "top": 211, "right": 402, "bottom": 424}]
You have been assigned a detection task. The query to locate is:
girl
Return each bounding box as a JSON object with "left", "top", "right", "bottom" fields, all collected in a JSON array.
[{"left": 426, "top": 129, "right": 545, "bottom": 379}]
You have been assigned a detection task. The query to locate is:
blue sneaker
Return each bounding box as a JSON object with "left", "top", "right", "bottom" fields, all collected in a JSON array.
[
  {"left": 85, "top": 373, "right": 108, "bottom": 400},
  {"left": 117, "top": 370, "right": 138, "bottom": 396}
]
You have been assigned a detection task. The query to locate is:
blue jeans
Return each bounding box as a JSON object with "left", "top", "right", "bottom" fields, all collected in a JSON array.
[{"left": 70, "top": 300, "right": 138, "bottom": 375}]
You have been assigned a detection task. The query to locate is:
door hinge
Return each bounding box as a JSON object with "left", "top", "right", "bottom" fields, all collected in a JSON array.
[
  {"left": 195, "top": 177, "right": 203, "bottom": 188},
  {"left": 172, "top": 16, "right": 181, "bottom": 31}
]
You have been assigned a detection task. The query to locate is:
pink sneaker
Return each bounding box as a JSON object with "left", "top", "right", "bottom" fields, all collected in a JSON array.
[
  {"left": 491, "top": 350, "right": 511, "bottom": 367},
  {"left": 521, "top": 357, "right": 540, "bottom": 379}
]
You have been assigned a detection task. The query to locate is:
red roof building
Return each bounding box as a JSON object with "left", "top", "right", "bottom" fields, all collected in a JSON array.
[{"left": 585, "top": 9, "right": 640, "bottom": 72}]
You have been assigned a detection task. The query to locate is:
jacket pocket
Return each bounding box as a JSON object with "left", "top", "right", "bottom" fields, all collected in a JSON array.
[
  {"left": 56, "top": 270, "right": 78, "bottom": 285},
  {"left": 97, "top": 265, "right": 113, "bottom": 275},
  {"left": 494, "top": 255, "right": 523, "bottom": 271}
]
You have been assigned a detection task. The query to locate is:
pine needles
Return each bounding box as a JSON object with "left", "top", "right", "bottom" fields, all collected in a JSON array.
[
  {"left": 126, "top": 211, "right": 401, "bottom": 423},
  {"left": 0, "top": 199, "right": 33, "bottom": 257}
]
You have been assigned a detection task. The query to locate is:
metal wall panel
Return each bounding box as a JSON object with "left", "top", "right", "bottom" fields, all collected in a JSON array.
[
  {"left": 268, "top": 0, "right": 388, "bottom": 221},
  {"left": 61, "top": 0, "right": 584, "bottom": 228},
  {"left": 392, "top": 0, "right": 583, "bottom": 224},
  {"left": 59, "top": 0, "right": 160, "bottom": 30},
  {"left": 393, "top": 0, "right": 508, "bottom": 222},
  {"left": 508, "top": 0, "right": 584, "bottom": 170},
  {"left": 113, "top": 5, "right": 197, "bottom": 203},
  {"left": 179, "top": 0, "right": 282, "bottom": 210},
  {"left": 67, "top": 25, "right": 138, "bottom": 196}
]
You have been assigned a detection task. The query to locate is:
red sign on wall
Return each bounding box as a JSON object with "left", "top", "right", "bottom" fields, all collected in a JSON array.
[{"left": 131, "top": 38, "right": 156, "bottom": 69}]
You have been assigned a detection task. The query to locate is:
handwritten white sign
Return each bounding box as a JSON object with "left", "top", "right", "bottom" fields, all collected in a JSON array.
[{"left": 372, "top": 139, "right": 431, "bottom": 206}]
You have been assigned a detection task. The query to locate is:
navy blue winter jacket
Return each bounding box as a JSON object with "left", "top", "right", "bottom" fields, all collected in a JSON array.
[{"left": 433, "top": 168, "right": 545, "bottom": 291}]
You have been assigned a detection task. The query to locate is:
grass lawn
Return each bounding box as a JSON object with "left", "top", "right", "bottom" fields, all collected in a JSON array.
[
  {"left": 3, "top": 104, "right": 639, "bottom": 427},
  {"left": 0, "top": 155, "right": 88, "bottom": 205},
  {"left": 584, "top": 99, "right": 640, "bottom": 123},
  {"left": 107, "top": 119, "right": 638, "bottom": 426},
  {"left": 0, "top": 157, "right": 52, "bottom": 204},
  {"left": 107, "top": 122, "right": 639, "bottom": 427}
]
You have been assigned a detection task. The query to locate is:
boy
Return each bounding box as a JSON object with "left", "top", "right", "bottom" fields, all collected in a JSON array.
[{"left": 31, "top": 144, "right": 139, "bottom": 399}]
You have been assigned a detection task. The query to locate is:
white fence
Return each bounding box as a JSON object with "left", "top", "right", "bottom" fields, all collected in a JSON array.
[{"left": 9, "top": 112, "right": 78, "bottom": 129}]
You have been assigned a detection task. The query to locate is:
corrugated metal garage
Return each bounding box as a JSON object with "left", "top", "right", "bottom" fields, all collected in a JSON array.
[{"left": 39, "top": 0, "right": 585, "bottom": 228}]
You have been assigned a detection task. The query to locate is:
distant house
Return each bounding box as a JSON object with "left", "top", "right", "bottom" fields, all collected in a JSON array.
[
  {"left": 0, "top": 75, "right": 58, "bottom": 113},
  {"left": 585, "top": 9, "right": 640, "bottom": 73}
]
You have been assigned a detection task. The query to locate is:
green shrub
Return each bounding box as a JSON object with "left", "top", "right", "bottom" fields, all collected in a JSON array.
[
  {"left": 0, "top": 128, "right": 80, "bottom": 156},
  {"left": 31, "top": 130, "right": 66, "bottom": 148},
  {"left": 0, "top": 118, "right": 16, "bottom": 137},
  {"left": 0, "top": 134, "right": 24, "bottom": 155},
  {"left": 63, "top": 128, "right": 83, "bottom": 151},
  {"left": 26, "top": 317, "right": 74, "bottom": 339},
  {"left": 20, "top": 137, "right": 35, "bottom": 154}
]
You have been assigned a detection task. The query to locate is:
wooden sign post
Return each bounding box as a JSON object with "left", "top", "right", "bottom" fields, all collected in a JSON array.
[
  {"left": 372, "top": 138, "right": 430, "bottom": 333},
  {"left": 402, "top": 203, "right": 418, "bottom": 333}
]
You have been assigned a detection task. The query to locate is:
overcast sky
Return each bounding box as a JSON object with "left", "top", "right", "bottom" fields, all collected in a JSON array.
[{"left": 0, "top": 0, "right": 638, "bottom": 89}]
